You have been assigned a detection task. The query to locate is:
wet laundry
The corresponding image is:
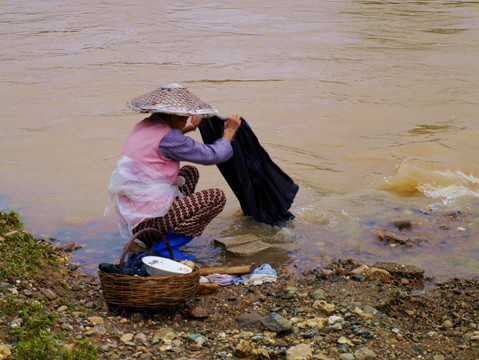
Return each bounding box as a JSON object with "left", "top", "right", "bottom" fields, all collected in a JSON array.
[{"left": 199, "top": 116, "right": 299, "bottom": 226}]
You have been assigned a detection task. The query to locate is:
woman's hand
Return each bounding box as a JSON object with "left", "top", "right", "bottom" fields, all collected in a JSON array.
[
  {"left": 223, "top": 114, "right": 241, "bottom": 142},
  {"left": 182, "top": 116, "right": 202, "bottom": 134},
  {"left": 190, "top": 116, "right": 202, "bottom": 128}
]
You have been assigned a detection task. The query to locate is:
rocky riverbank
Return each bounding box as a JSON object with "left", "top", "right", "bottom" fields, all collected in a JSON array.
[{"left": 1, "top": 211, "right": 478, "bottom": 360}]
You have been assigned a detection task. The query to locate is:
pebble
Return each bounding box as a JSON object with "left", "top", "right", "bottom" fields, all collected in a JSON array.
[
  {"left": 328, "top": 315, "right": 343, "bottom": 325},
  {"left": 120, "top": 333, "right": 134, "bottom": 343},
  {"left": 313, "top": 300, "right": 336, "bottom": 315},
  {"left": 134, "top": 333, "right": 147, "bottom": 344},
  {"left": 286, "top": 343, "right": 312, "bottom": 360},
  {"left": 93, "top": 326, "right": 106, "bottom": 336},
  {"left": 187, "top": 305, "right": 209, "bottom": 318},
  {"left": 309, "top": 288, "right": 327, "bottom": 300},
  {"left": 301, "top": 329, "right": 318, "bottom": 338},
  {"left": 57, "top": 305, "right": 68, "bottom": 313},
  {"left": 153, "top": 328, "right": 176, "bottom": 341},
  {"left": 72, "top": 311, "right": 82, "bottom": 319},
  {"left": 442, "top": 320, "right": 453, "bottom": 329},
  {"left": 283, "top": 286, "right": 298, "bottom": 299},
  {"left": 234, "top": 340, "right": 254, "bottom": 358},
  {"left": 338, "top": 336, "right": 353, "bottom": 346},
  {"left": 362, "top": 305, "right": 377, "bottom": 314},
  {"left": 68, "top": 339, "right": 86, "bottom": 351},
  {"left": 338, "top": 353, "right": 354, "bottom": 360},
  {"left": 0, "top": 345, "right": 11, "bottom": 359},
  {"left": 261, "top": 313, "right": 292, "bottom": 332},
  {"left": 351, "top": 265, "right": 370, "bottom": 276},
  {"left": 43, "top": 289, "right": 57, "bottom": 300},
  {"left": 354, "top": 347, "right": 377, "bottom": 359},
  {"left": 368, "top": 268, "right": 391, "bottom": 283},
  {"left": 88, "top": 316, "right": 104, "bottom": 325},
  {"left": 299, "top": 317, "right": 325, "bottom": 329}
]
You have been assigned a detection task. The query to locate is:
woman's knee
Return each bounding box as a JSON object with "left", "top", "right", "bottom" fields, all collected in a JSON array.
[
  {"left": 179, "top": 165, "right": 199, "bottom": 179},
  {"left": 210, "top": 188, "right": 226, "bottom": 207}
]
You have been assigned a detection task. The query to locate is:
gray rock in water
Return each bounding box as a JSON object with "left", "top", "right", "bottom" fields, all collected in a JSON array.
[
  {"left": 226, "top": 240, "right": 272, "bottom": 256},
  {"left": 214, "top": 234, "right": 260, "bottom": 249},
  {"left": 261, "top": 312, "right": 292, "bottom": 332},
  {"left": 390, "top": 219, "right": 413, "bottom": 230}
]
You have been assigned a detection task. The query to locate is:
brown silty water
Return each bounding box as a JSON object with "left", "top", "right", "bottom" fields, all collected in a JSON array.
[{"left": 1, "top": 0, "right": 478, "bottom": 279}]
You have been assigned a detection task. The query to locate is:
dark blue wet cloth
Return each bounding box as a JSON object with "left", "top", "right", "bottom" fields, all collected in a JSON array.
[
  {"left": 99, "top": 252, "right": 149, "bottom": 276},
  {"left": 198, "top": 116, "right": 299, "bottom": 226}
]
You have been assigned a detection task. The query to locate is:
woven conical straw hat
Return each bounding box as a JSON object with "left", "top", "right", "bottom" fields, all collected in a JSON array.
[{"left": 127, "top": 83, "right": 218, "bottom": 118}]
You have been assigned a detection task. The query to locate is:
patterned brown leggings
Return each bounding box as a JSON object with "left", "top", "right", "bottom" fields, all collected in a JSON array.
[{"left": 133, "top": 165, "right": 226, "bottom": 248}]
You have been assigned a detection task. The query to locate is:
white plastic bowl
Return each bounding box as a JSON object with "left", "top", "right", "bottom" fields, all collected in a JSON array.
[{"left": 142, "top": 256, "right": 193, "bottom": 277}]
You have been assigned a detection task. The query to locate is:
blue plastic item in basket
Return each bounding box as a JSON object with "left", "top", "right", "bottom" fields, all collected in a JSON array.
[{"left": 151, "top": 232, "right": 195, "bottom": 261}]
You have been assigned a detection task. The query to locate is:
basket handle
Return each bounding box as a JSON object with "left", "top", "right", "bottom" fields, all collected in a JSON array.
[{"left": 119, "top": 228, "right": 175, "bottom": 274}]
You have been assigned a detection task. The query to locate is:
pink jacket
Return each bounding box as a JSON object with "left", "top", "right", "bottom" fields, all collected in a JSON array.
[{"left": 121, "top": 117, "right": 179, "bottom": 183}]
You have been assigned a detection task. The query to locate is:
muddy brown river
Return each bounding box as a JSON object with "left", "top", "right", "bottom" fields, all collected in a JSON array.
[{"left": 1, "top": 0, "right": 478, "bottom": 279}]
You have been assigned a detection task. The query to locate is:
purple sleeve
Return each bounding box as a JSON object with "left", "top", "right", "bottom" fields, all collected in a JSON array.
[{"left": 159, "top": 129, "right": 233, "bottom": 165}]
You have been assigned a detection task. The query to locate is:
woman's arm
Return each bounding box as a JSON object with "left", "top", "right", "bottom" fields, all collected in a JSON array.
[
  {"left": 164, "top": 114, "right": 242, "bottom": 165},
  {"left": 160, "top": 130, "right": 233, "bottom": 165}
]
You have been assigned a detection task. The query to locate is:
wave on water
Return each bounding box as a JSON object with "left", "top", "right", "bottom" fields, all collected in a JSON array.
[{"left": 377, "top": 159, "right": 479, "bottom": 206}]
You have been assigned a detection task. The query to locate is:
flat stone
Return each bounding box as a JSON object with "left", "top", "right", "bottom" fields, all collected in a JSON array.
[
  {"left": 214, "top": 234, "right": 260, "bottom": 249},
  {"left": 226, "top": 240, "right": 272, "bottom": 257}
]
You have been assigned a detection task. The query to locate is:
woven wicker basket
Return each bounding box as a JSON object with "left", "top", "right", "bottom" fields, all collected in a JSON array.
[{"left": 99, "top": 228, "right": 200, "bottom": 309}]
